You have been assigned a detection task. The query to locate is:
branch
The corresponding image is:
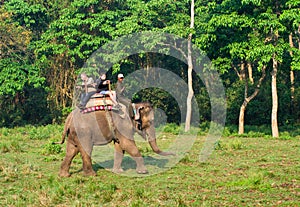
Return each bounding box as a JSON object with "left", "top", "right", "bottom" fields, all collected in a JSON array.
[
  {"left": 231, "top": 63, "right": 241, "bottom": 79},
  {"left": 246, "top": 65, "right": 266, "bottom": 102},
  {"left": 158, "top": 42, "right": 188, "bottom": 61}
]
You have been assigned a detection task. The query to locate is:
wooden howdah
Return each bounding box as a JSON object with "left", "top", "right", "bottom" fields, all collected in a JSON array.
[{"left": 81, "top": 93, "right": 113, "bottom": 113}]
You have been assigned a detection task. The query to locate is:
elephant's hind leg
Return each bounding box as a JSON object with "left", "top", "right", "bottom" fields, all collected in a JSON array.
[
  {"left": 78, "top": 140, "right": 96, "bottom": 176},
  {"left": 80, "top": 149, "right": 97, "bottom": 176},
  {"left": 59, "top": 141, "right": 79, "bottom": 177}
]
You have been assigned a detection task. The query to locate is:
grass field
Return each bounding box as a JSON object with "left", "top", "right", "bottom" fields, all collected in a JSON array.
[{"left": 1, "top": 124, "right": 299, "bottom": 206}]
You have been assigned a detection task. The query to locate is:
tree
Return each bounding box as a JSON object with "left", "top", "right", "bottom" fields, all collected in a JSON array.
[
  {"left": 257, "top": 0, "right": 288, "bottom": 137},
  {"left": 195, "top": 0, "right": 300, "bottom": 137},
  {"left": 194, "top": 0, "right": 269, "bottom": 134},
  {"left": 0, "top": 8, "right": 44, "bottom": 95},
  {"left": 0, "top": 7, "right": 46, "bottom": 126},
  {"left": 185, "top": 0, "right": 194, "bottom": 132},
  {"left": 281, "top": 0, "right": 300, "bottom": 118},
  {"left": 34, "top": 0, "right": 127, "bottom": 110}
]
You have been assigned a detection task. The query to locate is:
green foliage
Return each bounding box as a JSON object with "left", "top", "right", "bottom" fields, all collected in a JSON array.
[
  {"left": 162, "top": 123, "right": 181, "bottom": 135},
  {"left": 27, "top": 124, "right": 63, "bottom": 140},
  {"left": 0, "top": 8, "right": 44, "bottom": 97},
  {"left": 5, "top": 0, "right": 50, "bottom": 35},
  {"left": 0, "top": 86, "right": 51, "bottom": 127},
  {"left": 1, "top": 0, "right": 300, "bottom": 130},
  {"left": 214, "top": 138, "right": 244, "bottom": 150},
  {"left": 0, "top": 60, "right": 44, "bottom": 96},
  {"left": 221, "top": 124, "right": 300, "bottom": 139},
  {"left": 0, "top": 5, "right": 48, "bottom": 127},
  {"left": 278, "top": 131, "right": 294, "bottom": 140},
  {"left": 41, "top": 141, "right": 62, "bottom": 155},
  {"left": 290, "top": 48, "right": 300, "bottom": 70},
  {"left": 61, "top": 107, "right": 73, "bottom": 117}
]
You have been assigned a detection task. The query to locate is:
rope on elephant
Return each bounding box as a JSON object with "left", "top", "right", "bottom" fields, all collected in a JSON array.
[{"left": 104, "top": 108, "right": 117, "bottom": 142}]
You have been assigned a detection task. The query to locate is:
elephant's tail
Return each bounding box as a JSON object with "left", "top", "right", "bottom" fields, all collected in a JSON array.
[{"left": 54, "top": 112, "right": 73, "bottom": 144}]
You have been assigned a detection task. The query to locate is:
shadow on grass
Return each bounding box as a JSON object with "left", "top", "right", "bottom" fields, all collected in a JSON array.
[{"left": 92, "top": 156, "right": 170, "bottom": 172}]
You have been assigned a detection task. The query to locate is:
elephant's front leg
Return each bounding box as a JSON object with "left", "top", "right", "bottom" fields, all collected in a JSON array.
[
  {"left": 121, "top": 139, "right": 148, "bottom": 174},
  {"left": 112, "top": 143, "right": 125, "bottom": 173}
]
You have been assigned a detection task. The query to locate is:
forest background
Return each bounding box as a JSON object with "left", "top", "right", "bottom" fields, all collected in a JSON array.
[{"left": 0, "top": 0, "right": 300, "bottom": 136}]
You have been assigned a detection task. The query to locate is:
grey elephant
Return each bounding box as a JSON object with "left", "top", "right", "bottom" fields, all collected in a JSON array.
[{"left": 56, "top": 102, "right": 174, "bottom": 177}]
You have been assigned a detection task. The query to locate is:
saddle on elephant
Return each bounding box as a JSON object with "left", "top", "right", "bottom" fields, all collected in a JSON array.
[{"left": 81, "top": 93, "right": 113, "bottom": 113}]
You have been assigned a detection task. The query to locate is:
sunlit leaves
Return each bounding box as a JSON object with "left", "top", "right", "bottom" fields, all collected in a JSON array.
[
  {"left": 0, "top": 8, "right": 44, "bottom": 96},
  {"left": 290, "top": 48, "right": 300, "bottom": 70},
  {"left": 0, "top": 8, "right": 32, "bottom": 59},
  {"left": 0, "top": 59, "right": 45, "bottom": 96},
  {"left": 241, "top": 0, "right": 262, "bottom": 6},
  {"left": 5, "top": 0, "right": 49, "bottom": 35}
]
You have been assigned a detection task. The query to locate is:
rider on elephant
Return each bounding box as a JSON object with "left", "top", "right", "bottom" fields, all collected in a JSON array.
[
  {"left": 95, "top": 72, "right": 120, "bottom": 110},
  {"left": 77, "top": 73, "right": 96, "bottom": 109},
  {"left": 115, "top": 73, "right": 139, "bottom": 121}
]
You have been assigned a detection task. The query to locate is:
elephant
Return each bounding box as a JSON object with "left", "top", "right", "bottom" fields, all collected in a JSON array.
[{"left": 56, "top": 102, "right": 174, "bottom": 177}]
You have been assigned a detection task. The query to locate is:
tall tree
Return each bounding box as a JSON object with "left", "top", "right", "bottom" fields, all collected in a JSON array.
[
  {"left": 281, "top": 0, "right": 300, "bottom": 117},
  {"left": 35, "top": 0, "right": 126, "bottom": 110},
  {"left": 261, "top": 0, "right": 287, "bottom": 137},
  {"left": 196, "top": 0, "right": 300, "bottom": 136},
  {"left": 185, "top": 0, "right": 194, "bottom": 131},
  {"left": 195, "top": 0, "right": 269, "bottom": 134}
]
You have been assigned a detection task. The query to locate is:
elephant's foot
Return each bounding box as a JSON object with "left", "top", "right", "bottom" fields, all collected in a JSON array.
[
  {"left": 133, "top": 157, "right": 148, "bottom": 174},
  {"left": 136, "top": 169, "right": 148, "bottom": 174},
  {"left": 83, "top": 170, "right": 97, "bottom": 176},
  {"left": 59, "top": 171, "right": 71, "bottom": 177},
  {"left": 112, "top": 168, "right": 124, "bottom": 174}
]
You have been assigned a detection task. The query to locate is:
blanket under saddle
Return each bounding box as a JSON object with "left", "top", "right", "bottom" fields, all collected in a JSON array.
[{"left": 81, "top": 93, "right": 113, "bottom": 113}]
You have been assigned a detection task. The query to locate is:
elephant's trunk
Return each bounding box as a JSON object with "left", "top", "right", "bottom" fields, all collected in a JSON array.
[
  {"left": 148, "top": 139, "right": 175, "bottom": 156},
  {"left": 147, "top": 126, "right": 175, "bottom": 156}
]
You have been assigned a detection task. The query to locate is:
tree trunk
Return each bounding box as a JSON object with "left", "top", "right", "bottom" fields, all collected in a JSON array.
[
  {"left": 238, "top": 62, "right": 247, "bottom": 134},
  {"left": 47, "top": 53, "right": 75, "bottom": 110},
  {"left": 247, "top": 62, "right": 254, "bottom": 84},
  {"left": 238, "top": 65, "right": 266, "bottom": 134},
  {"left": 238, "top": 102, "right": 247, "bottom": 134},
  {"left": 289, "top": 33, "right": 295, "bottom": 114},
  {"left": 185, "top": 39, "right": 193, "bottom": 132},
  {"left": 271, "top": 54, "right": 279, "bottom": 138},
  {"left": 185, "top": 0, "right": 194, "bottom": 132}
]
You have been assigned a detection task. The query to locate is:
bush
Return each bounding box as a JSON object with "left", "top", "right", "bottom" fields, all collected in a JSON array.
[
  {"left": 214, "top": 138, "right": 244, "bottom": 150},
  {"left": 41, "top": 141, "right": 62, "bottom": 155},
  {"left": 162, "top": 123, "right": 180, "bottom": 135},
  {"left": 278, "top": 131, "right": 293, "bottom": 140}
]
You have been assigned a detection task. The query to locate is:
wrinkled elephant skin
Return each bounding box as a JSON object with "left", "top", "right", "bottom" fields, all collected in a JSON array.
[
  {"left": 58, "top": 108, "right": 147, "bottom": 177},
  {"left": 58, "top": 102, "right": 174, "bottom": 177}
]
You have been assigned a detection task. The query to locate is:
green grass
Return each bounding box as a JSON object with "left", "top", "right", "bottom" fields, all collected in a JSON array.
[{"left": 1, "top": 124, "right": 300, "bottom": 206}]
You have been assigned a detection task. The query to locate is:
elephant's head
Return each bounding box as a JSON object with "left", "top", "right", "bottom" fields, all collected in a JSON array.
[{"left": 135, "top": 102, "right": 175, "bottom": 156}]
